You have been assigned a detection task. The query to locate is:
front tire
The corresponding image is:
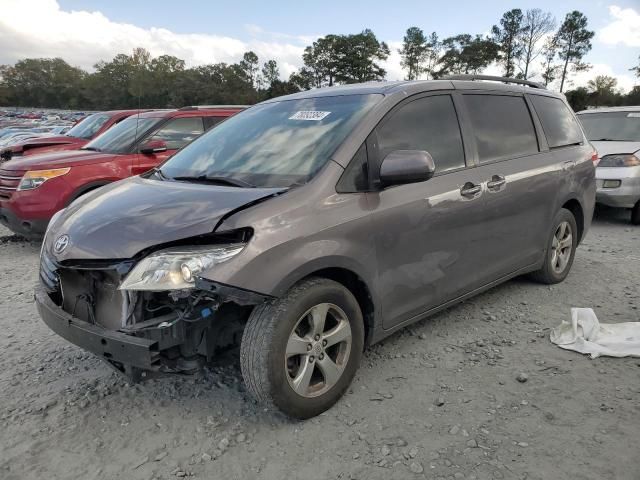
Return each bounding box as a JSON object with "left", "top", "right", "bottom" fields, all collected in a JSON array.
[
  {"left": 632, "top": 201, "right": 640, "bottom": 225},
  {"left": 530, "top": 208, "right": 578, "bottom": 284},
  {"left": 240, "top": 277, "right": 364, "bottom": 419}
]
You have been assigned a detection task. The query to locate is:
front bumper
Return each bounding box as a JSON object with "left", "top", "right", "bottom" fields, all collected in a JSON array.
[
  {"left": 35, "top": 285, "right": 160, "bottom": 370},
  {"left": 0, "top": 207, "right": 48, "bottom": 238},
  {"left": 595, "top": 166, "right": 640, "bottom": 209}
]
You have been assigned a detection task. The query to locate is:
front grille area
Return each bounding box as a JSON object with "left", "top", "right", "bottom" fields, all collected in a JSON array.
[{"left": 0, "top": 169, "right": 23, "bottom": 200}]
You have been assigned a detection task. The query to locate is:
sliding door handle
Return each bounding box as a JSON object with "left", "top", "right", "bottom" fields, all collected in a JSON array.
[
  {"left": 460, "top": 182, "right": 482, "bottom": 197},
  {"left": 487, "top": 175, "right": 506, "bottom": 190}
]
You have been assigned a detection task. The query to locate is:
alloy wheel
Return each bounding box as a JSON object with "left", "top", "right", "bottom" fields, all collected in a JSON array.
[
  {"left": 285, "top": 303, "right": 352, "bottom": 398},
  {"left": 550, "top": 221, "right": 572, "bottom": 274}
]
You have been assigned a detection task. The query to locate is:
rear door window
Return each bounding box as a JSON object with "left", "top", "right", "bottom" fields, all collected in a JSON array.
[
  {"left": 376, "top": 94, "right": 465, "bottom": 173},
  {"left": 463, "top": 94, "right": 538, "bottom": 163},
  {"left": 149, "top": 117, "right": 204, "bottom": 150},
  {"left": 203, "top": 116, "right": 225, "bottom": 131},
  {"left": 529, "top": 95, "right": 583, "bottom": 148}
]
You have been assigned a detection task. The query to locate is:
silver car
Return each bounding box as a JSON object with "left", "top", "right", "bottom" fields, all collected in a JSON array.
[{"left": 577, "top": 106, "right": 640, "bottom": 224}]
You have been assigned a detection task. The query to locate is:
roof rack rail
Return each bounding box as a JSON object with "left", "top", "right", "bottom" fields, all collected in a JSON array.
[
  {"left": 443, "top": 75, "right": 545, "bottom": 89},
  {"left": 178, "top": 105, "right": 250, "bottom": 111}
]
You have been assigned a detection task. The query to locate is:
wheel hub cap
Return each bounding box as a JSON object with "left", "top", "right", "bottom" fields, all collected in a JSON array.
[{"left": 285, "top": 303, "right": 352, "bottom": 398}]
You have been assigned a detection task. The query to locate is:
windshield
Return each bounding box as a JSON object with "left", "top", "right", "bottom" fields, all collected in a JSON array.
[
  {"left": 578, "top": 112, "right": 640, "bottom": 142},
  {"left": 160, "top": 94, "right": 382, "bottom": 188},
  {"left": 83, "top": 116, "right": 160, "bottom": 154},
  {"left": 66, "top": 113, "right": 111, "bottom": 140}
]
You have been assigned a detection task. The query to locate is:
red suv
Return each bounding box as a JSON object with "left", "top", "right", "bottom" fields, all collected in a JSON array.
[
  {"left": 0, "top": 110, "right": 150, "bottom": 161},
  {"left": 0, "top": 106, "right": 244, "bottom": 238}
]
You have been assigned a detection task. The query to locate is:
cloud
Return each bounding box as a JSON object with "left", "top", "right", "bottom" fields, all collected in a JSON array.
[
  {"left": 598, "top": 5, "right": 640, "bottom": 47},
  {"left": 0, "top": 0, "right": 305, "bottom": 77}
]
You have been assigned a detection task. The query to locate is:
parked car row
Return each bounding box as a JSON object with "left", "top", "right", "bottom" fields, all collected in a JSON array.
[{"left": 0, "top": 106, "right": 245, "bottom": 238}]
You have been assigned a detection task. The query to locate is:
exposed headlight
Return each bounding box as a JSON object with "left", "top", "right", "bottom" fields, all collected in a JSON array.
[
  {"left": 597, "top": 153, "right": 640, "bottom": 168},
  {"left": 18, "top": 167, "right": 70, "bottom": 190},
  {"left": 119, "top": 244, "right": 245, "bottom": 291}
]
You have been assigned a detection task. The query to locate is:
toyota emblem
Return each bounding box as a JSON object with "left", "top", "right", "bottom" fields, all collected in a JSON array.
[{"left": 54, "top": 234, "right": 69, "bottom": 254}]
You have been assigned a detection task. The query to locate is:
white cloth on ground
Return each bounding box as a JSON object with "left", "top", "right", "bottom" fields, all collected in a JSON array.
[{"left": 550, "top": 308, "right": 640, "bottom": 358}]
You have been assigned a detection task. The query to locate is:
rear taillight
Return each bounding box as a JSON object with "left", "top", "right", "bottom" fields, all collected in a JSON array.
[{"left": 591, "top": 151, "right": 599, "bottom": 166}]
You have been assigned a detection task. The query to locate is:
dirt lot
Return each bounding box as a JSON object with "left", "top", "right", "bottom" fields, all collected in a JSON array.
[{"left": 1, "top": 206, "right": 639, "bottom": 480}]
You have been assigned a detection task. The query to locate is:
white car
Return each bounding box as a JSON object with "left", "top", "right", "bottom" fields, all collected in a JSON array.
[{"left": 577, "top": 106, "right": 640, "bottom": 225}]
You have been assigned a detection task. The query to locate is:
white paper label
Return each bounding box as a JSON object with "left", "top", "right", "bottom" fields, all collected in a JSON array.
[
  {"left": 289, "top": 111, "right": 331, "bottom": 121},
  {"left": 627, "top": 112, "right": 640, "bottom": 118}
]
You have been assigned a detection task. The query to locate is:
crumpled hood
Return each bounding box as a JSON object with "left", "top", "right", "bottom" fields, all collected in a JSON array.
[
  {"left": 1, "top": 149, "right": 116, "bottom": 170},
  {"left": 47, "top": 175, "right": 285, "bottom": 260},
  {"left": 592, "top": 141, "right": 640, "bottom": 158}
]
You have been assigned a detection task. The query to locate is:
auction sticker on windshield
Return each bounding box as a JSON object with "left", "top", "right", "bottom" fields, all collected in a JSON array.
[{"left": 289, "top": 111, "right": 331, "bottom": 121}]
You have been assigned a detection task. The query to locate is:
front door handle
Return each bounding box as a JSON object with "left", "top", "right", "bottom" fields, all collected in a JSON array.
[
  {"left": 460, "top": 182, "right": 482, "bottom": 197},
  {"left": 487, "top": 175, "right": 506, "bottom": 191}
]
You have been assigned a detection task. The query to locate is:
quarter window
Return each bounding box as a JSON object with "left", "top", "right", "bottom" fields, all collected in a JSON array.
[
  {"left": 464, "top": 94, "right": 538, "bottom": 163},
  {"left": 376, "top": 95, "right": 465, "bottom": 173},
  {"left": 149, "top": 117, "right": 205, "bottom": 150},
  {"left": 530, "top": 95, "right": 583, "bottom": 148}
]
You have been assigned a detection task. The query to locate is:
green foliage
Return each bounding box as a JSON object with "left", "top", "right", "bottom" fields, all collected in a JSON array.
[
  {"left": 436, "top": 35, "right": 499, "bottom": 77},
  {"left": 556, "top": 11, "right": 595, "bottom": 92},
  {"left": 302, "top": 30, "right": 389, "bottom": 86},
  {"left": 492, "top": 9, "right": 525, "bottom": 78},
  {"left": 399, "top": 27, "right": 429, "bottom": 80}
]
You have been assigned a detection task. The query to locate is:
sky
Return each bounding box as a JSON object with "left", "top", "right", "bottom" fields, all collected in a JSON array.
[{"left": 0, "top": 0, "right": 638, "bottom": 92}]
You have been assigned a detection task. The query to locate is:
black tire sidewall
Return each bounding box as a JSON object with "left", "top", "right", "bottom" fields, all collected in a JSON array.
[
  {"left": 267, "top": 281, "right": 364, "bottom": 419},
  {"left": 632, "top": 201, "right": 640, "bottom": 225},
  {"left": 544, "top": 209, "right": 578, "bottom": 282}
]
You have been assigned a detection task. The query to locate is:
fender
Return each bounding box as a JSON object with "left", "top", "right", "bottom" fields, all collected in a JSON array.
[{"left": 67, "top": 180, "right": 112, "bottom": 205}]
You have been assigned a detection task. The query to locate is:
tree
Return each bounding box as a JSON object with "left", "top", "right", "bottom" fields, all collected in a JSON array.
[
  {"left": 289, "top": 68, "right": 315, "bottom": 91},
  {"left": 630, "top": 55, "right": 640, "bottom": 79},
  {"left": 492, "top": 9, "right": 525, "bottom": 77},
  {"left": 261, "top": 60, "right": 280, "bottom": 89},
  {"left": 239, "top": 51, "right": 259, "bottom": 88},
  {"left": 564, "top": 87, "right": 590, "bottom": 111},
  {"left": 587, "top": 75, "right": 618, "bottom": 107},
  {"left": 302, "top": 35, "right": 344, "bottom": 87},
  {"left": 540, "top": 35, "right": 560, "bottom": 87},
  {"left": 399, "top": 27, "right": 429, "bottom": 80},
  {"left": 1, "top": 58, "right": 86, "bottom": 108},
  {"left": 556, "top": 11, "right": 595, "bottom": 92},
  {"left": 424, "top": 32, "right": 441, "bottom": 79},
  {"left": 519, "top": 9, "right": 556, "bottom": 80},
  {"left": 336, "top": 30, "right": 389, "bottom": 83},
  {"left": 436, "top": 35, "right": 499, "bottom": 77}
]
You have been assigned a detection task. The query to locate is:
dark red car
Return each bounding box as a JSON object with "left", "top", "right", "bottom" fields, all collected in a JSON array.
[
  {"left": 0, "top": 110, "right": 149, "bottom": 160},
  {"left": 0, "top": 106, "right": 244, "bottom": 238}
]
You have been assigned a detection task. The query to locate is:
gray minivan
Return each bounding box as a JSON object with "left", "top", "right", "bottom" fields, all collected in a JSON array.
[{"left": 36, "top": 76, "right": 596, "bottom": 418}]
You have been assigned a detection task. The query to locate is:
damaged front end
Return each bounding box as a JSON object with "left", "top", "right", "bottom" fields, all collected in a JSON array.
[{"left": 36, "top": 229, "right": 270, "bottom": 381}]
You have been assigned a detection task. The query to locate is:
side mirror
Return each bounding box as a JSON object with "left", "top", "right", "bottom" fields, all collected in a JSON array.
[
  {"left": 139, "top": 139, "right": 168, "bottom": 154},
  {"left": 379, "top": 150, "right": 436, "bottom": 187}
]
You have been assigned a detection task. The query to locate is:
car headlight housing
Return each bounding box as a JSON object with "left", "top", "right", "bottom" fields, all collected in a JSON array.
[
  {"left": 597, "top": 153, "right": 640, "bottom": 168},
  {"left": 119, "top": 244, "right": 245, "bottom": 291},
  {"left": 18, "top": 167, "right": 70, "bottom": 190}
]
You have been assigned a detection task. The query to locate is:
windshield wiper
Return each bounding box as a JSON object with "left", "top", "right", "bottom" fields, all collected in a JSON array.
[
  {"left": 171, "top": 175, "right": 255, "bottom": 188},
  {"left": 82, "top": 146, "right": 102, "bottom": 152},
  {"left": 591, "top": 138, "right": 629, "bottom": 142}
]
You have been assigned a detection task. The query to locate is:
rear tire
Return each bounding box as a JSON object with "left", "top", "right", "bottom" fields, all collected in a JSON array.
[
  {"left": 530, "top": 208, "right": 578, "bottom": 285},
  {"left": 240, "top": 277, "right": 364, "bottom": 419},
  {"left": 632, "top": 201, "right": 640, "bottom": 225}
]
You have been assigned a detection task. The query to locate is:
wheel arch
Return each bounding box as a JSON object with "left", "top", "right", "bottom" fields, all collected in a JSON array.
[
  {"left": 66, "top": 180, "right": 111, "bottom": 205},
  {"left": 560, "top": 197, "right": 585, "bottom": 243},
  {"left": 271, "top": 260, "right": 377, "bottom": 347}
]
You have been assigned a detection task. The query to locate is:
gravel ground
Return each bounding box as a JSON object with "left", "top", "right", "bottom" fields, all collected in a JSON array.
[{"left": 1, "top": 206, "right": 639, "bottom": 480}]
